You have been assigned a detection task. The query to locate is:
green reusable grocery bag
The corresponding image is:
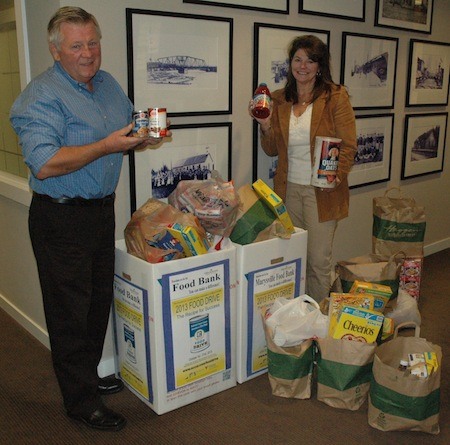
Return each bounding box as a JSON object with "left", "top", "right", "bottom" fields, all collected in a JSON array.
[
  {"left": 368, "top": 323, "right": 441, "bottom": 435},
  {"left": 316, "top": 337, "right": 376, "bottom": 410}
]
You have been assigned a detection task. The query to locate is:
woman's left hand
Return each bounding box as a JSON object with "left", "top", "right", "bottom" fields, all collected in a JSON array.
[{"left": 321, "top": 176, "right": 341, "bottom": 192}]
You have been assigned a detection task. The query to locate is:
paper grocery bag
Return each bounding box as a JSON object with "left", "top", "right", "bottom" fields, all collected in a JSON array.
[
  {"left": 373, "top": 187, "right": 426, "bottom": 257},
  {"left": 368, "top": 323, "right": 442, "bottom": 435},
  {"left": 263, "top": 320, "right": 314, "bottom": 399},
  {"left": 336, "top": 253, "right": 404, "bottom": 300},
  {"left": 316, "top": 337, "right": 376, "bottom": 410}
]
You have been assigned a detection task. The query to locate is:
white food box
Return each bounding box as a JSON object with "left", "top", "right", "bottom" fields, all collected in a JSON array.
[
  {"left": 233, "top": 228, "right": 307, "bottom": 383},
  {"left": 113, "top": 239, "right": 237, "bottom": 414}
]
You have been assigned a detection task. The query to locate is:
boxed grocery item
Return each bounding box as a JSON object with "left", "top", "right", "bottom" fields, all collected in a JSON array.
[
  {"left": 252, "top": 179, "right": 295, "bottom": 234},
  {"left": 234, "top": 228, "right": 307, "bottom": 383},
  {"left": 332, "top": 306, "right": 384, "bottom": 343},
  {"left": 113, "top": 240, "right": 237, "bottom": 414},
  {"left": 230, "top": 184, "right": 291, "bottom": 245},
  {"left": 328, "top": 292, "right": 375, "bottom": 337},
  {"left": 167, "top": 222, "right": 210, "bottom": 256},
  {"left": 349, "top": 280, "right": 392, "bottom": 312}
]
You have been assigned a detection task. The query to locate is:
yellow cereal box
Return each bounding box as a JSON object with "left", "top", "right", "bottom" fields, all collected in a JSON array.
[
  {"left": 252, "top": 179, "right": 295, "bottom": 233},
  {"left": 349, "top": 280, "right": 392, "bottom": 312},
  {"left": 167, "top": 223, "right": 209, "bottom": 256},
  {"left": 332, "top": 305, "right": 384, "bottom": 343},
  {"left": 328, "top": 292, "right": 375, "bottom": 337}
]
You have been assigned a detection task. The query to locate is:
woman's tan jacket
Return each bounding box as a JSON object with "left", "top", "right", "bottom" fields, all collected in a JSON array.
[{"left": 260, "top": 85, "right": 357, "bottom": 222}]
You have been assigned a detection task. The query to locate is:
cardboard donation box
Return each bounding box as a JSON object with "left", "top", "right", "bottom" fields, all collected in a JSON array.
[
  {"left": 234, "top": 228, "right": 307, "bottom": 383},
  {"left": 113, "top": 240, "right": 237, "bottom": 415}
]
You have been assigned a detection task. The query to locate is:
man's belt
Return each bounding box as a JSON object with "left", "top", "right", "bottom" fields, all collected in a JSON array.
[{"left": 33, "top": 192, "right": 115, "bottom": 206}]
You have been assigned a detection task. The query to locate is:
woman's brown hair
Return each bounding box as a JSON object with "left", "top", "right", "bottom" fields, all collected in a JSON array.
[{"left": 284, "top": 35, "right": 338, "bottom": 104}]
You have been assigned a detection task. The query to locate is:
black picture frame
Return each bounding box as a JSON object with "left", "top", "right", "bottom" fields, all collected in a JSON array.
[
  {"left": 375, "top": 0, "right": 434, "bottom": 34},
  {"left": 341, "top": 32, "right": 399, "bottom": 110},
  {"left": 406, "top": 39, "right": 450, "bottom": 107},
  {"left": 401, "top": 112, "right": 447, "bottom": 180},
  {"left": 252, "top": 23, "right": 330, "bottom": 183},
  {"left": 126, "top": 8, "right": 232, "bottom": 117},
  {"left": 299, "top": 0, "right": 365, "bottom": 22},
  {"left": 183, "top": 0, "right": 289, "bottom": 14},
  {"left": 350, "top": 114, "right": 394, "bottom": 189},
  {"left": 129, "top": 123, "right": 232, "bottom": 214}
]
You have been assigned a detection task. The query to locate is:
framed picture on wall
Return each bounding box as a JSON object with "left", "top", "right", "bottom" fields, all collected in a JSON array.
[
  {"left": 350, "top": 114, "right": 394, "bottom": 188},
  {"left": 375, "top": 0, "right": 434, "bottom": 34},
  {"left": 402, "top": 112, "right": 447, "bottom": 180},
  {"left": 126, "top": 8, "right": 232, "bottom": 117},
  {"left": 183, "top": 0, "right": 289, "bottom": 14},
  {"left": 299, "top": 0, "right": 365, "bottom": 21},
  {"left": 129, "top": 123, "right": 232, "bottom": 213},
  {"left": 252, "top": 23, "right": 330, "bottom": 182},
  {"left": 406, "top": 39, "right": 450, "bottom": 107},
  {"left": 341, "top": 32, "right": 398, "bottom": 110}
]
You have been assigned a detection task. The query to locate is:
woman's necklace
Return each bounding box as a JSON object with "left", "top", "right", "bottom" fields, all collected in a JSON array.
[{"left": 299, "top": 91, "right": 312, "bottom": 106}]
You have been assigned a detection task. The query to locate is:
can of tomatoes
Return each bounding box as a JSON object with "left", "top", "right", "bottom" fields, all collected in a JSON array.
[{"left": 148, "top": 107, "right": 167, "bottom": 137}]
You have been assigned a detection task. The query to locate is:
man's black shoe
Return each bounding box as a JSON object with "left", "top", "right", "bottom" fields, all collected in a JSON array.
[
  {"left": 69, "top": 406, "right": 126, "bottom": 431},
  {"left": 98, "top": 376, "right": 124, "bottom": 395}
]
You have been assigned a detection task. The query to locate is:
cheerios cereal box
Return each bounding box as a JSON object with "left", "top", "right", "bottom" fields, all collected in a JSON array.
[
  {"left": 328, "top": 293, "right": 375, "bottom": 337},
  {"left": 332, "top": 306, "right": 384, "bottom": 343}
]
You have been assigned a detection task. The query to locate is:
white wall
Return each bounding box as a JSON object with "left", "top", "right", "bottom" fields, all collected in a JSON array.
[{"left": 1, "top": 0, "right": 449, "bottom": 376}]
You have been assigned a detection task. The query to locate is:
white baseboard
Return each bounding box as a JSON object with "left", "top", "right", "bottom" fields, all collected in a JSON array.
[
  {"left": 0, "top": 292, "right": 117, "bottom": 376},
  {"left": 97, "top": 356, "right": 117, "bottom": 378},
  {"left": 424, "top": 238, "right": 450, "bottom": 256},
  {"left": 0, "top": 294, "right": 50, "bottom": 349}
]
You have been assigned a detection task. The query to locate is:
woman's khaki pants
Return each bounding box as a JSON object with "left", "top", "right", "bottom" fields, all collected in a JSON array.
[{"left": 285, "top": 182, "right": 337, "bottom": 302}]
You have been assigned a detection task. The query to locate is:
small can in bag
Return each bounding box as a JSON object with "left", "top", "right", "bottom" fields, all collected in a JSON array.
[{"left": 311, "top": 136, "right": 341, "bottom": 188}]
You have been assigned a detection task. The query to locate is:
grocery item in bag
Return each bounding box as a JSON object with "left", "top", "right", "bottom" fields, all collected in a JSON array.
[{"left": 368, "top": 323, "right": 441, "bottom": 434}]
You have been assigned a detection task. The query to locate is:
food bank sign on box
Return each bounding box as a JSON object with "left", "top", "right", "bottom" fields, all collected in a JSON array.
[
  {"left": 113, "top": 240, "right": 236, "bottom": 414},
  {"left": 234, "top": 228, "right": 307, "bottom": 383}
]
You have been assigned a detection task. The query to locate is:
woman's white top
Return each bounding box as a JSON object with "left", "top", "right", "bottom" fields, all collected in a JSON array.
[{"left": 287, "top": 104, "right": 313, "bottom": 185}]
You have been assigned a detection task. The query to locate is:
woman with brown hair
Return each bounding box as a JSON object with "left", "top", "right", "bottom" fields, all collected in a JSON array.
[{"left": 250, "top": 35, "right": 356, "bottom": 302}]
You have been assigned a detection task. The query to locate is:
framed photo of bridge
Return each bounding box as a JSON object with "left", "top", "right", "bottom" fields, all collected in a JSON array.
[
  {"left": 183, "top": 0, "right": 289, "bottom": 14},
  {"left": 299, "top": 0, "right": 365, "bottom": 22},
  {"left": 402, "top": 112, "right": 447, "bottom": 180},
  {"left": 126, "top": 8, "right": 232, "bottom": 117},
  {"left": 375, "top": 0, "right": 433, "bottom": 34},
  {"left": 349, "top": 113, "right": 394, "bottom": 189},
  {"left": 341, "top": 32, "right": 398, "bottom": 110},
  {"left": 406, "top": 39, "right": 450, "bottom": 107},
  {"left": 129, "top": 122, "right": 232, "bottom": 213}
]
